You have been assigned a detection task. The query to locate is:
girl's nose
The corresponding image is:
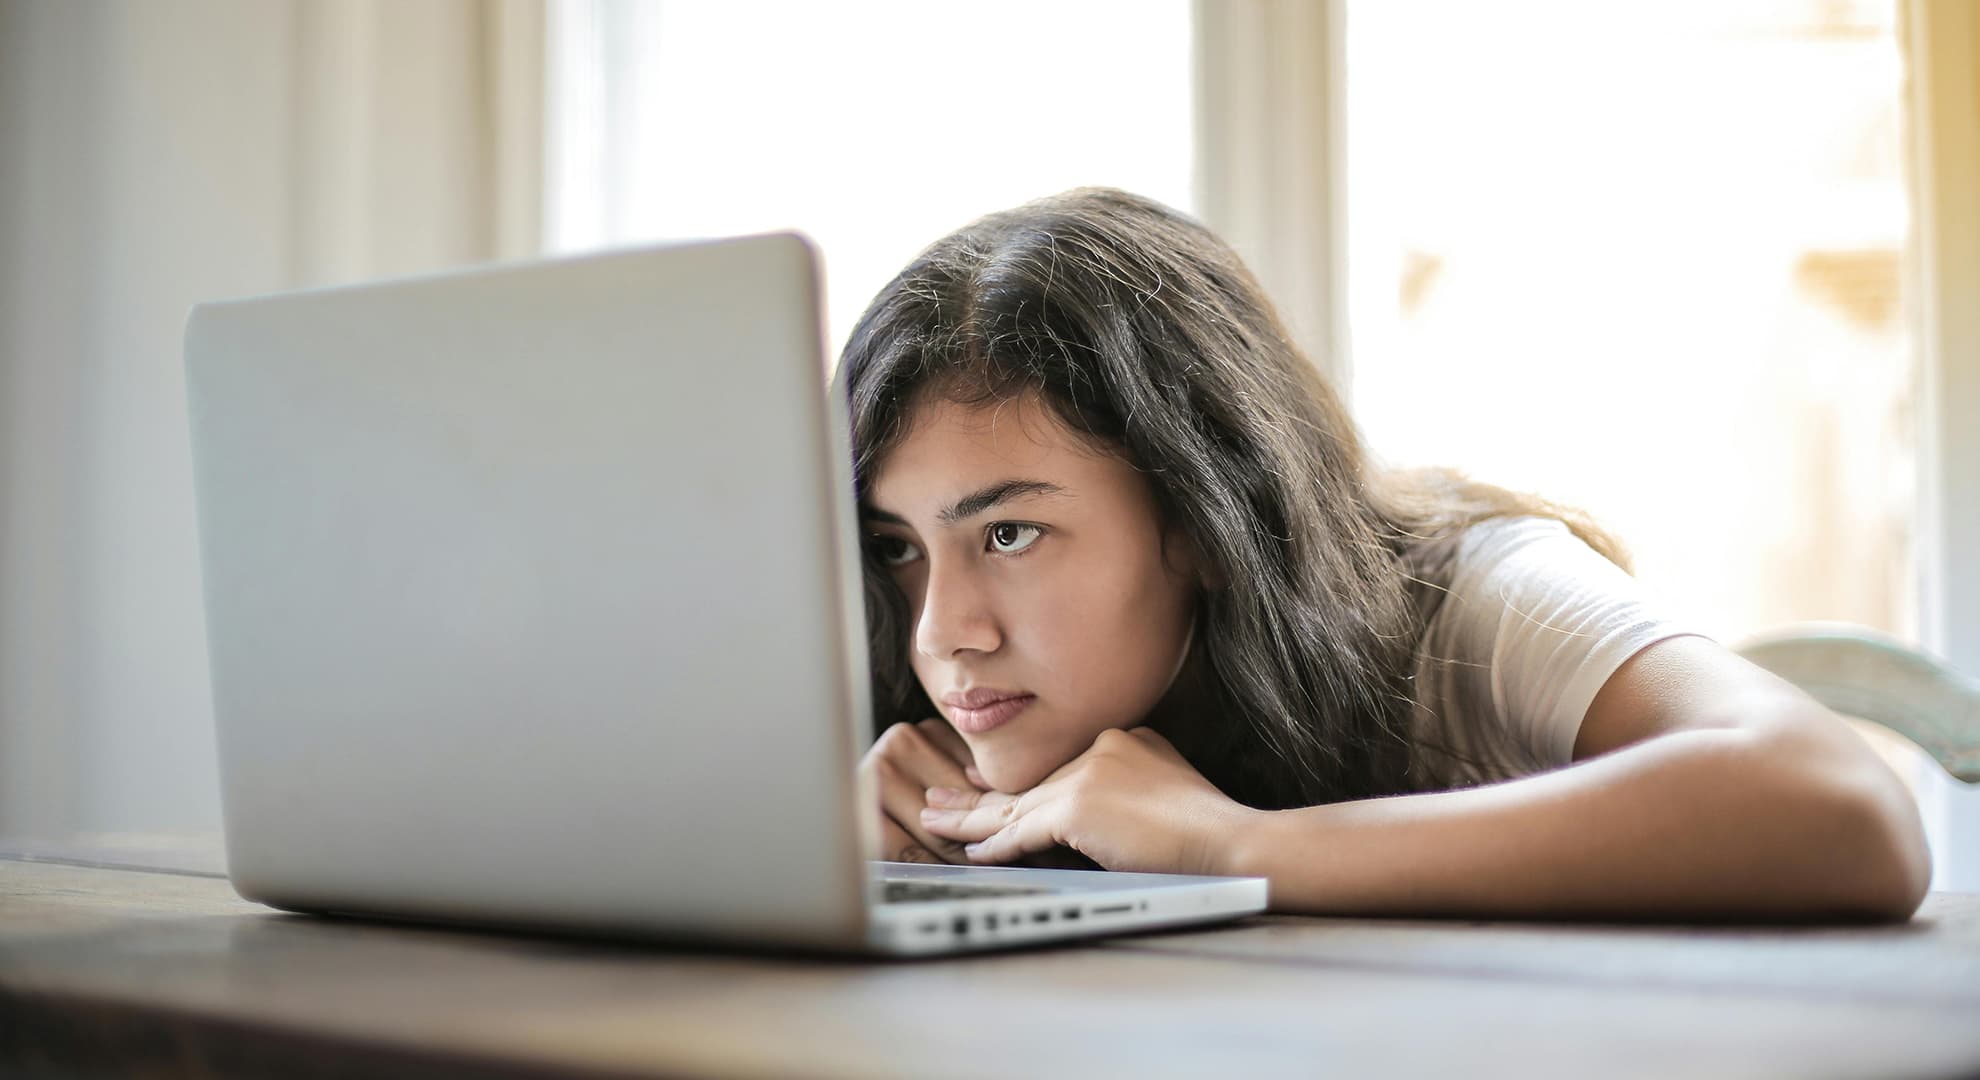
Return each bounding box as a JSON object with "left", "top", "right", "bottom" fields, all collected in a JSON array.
[{"left": 913, "top": 558, "right": 1002, "bottom": 659}]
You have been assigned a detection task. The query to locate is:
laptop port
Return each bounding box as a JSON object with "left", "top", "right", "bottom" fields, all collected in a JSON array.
[
  {"left": 952, "top": 916, "right": 969, "bottom": 935},
  {"left": 1063, "top": 907, "right": 1081, "bottom": 920},
  {"left": 1032, "top": 910, "right": 1050, "bottom": 923},
  {"left": 986, "top": 913, "right": 999, "bottom": 930},
  {"left": 1092, "top": 903, "right": 1132, "bottom": 916}
]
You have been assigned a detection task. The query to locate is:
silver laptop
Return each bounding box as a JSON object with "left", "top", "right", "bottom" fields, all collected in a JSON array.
[{"left": 183, "top": 233, "right": 1267, "bottom": 956}]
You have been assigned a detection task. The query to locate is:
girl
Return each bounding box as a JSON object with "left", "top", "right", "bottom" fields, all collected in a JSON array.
[{"left": 844, "top": 187, "right": 1928, "bottom": 921}]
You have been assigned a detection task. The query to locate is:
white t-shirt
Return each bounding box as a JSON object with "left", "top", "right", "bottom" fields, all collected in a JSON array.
[{"left": 1406, "top": 515, "right": 1707, "bottom": 791}]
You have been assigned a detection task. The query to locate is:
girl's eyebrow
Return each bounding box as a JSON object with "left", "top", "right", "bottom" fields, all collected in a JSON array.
[
  {"left": 860, "top": 478, "right": 1067, "bottom": 529},
  {"left": 937, "top": 478, "right": 1066, "bottom": 525}
]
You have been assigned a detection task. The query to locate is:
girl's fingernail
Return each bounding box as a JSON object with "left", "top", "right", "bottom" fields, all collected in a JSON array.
[
  {"left": 918, "top": 806, "right": 943, "bottom": 821},
  {"left": 963, "top": 842, "right": 983, "bottom": 857}
]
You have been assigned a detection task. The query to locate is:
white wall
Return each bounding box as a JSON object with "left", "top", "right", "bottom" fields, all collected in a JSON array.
[
  {"left": 0, "top": 1, "right": 298, "bottom": 835},
  {"left": 0, "top": 0, "right": 539, "bottom": 837}
]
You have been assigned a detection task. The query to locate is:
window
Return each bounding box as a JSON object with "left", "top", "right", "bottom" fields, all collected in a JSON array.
[
  {"left": 546, "top": 0, "right": 1195, "bottom": 359},
  {"left": 1344, "top": 0, "right": 1915, "bottom": 643},
  {"left": 551, "top": 1, "right": 1922, "bottom": 647}
]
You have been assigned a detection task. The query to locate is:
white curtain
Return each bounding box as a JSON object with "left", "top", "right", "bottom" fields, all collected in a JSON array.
[
  {"left": 0, "top": 0, "right": 544, "bottom": 836},
  {"left": 1192, "top": 0, "right": 1350, "bottom": 393}
]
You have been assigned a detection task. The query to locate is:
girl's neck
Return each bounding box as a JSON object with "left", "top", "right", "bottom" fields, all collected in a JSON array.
[{"left": 1144, "top": 606, "right": 1219, "bottom": 747}]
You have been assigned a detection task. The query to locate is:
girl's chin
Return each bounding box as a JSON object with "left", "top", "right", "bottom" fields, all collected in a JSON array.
[{"left": 973, "top": 750, "right": 1071, "bottom": 794}]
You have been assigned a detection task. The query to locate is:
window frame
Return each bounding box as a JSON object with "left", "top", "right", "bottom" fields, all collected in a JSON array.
[{"left": 1903, "top": 0, "right": 1980, "bottom": 678}]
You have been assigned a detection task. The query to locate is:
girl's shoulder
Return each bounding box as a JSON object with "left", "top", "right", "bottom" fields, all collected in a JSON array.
[
  {"left": 1438, "top": 512, "right": 1672, "bottom": 663},
  {"left": 1409, "top": 514, "right": 1704, "bottom": 787},
  {"left": 1444, "top": 514, "right": 1630, "bottom": 604},
  {"left": 1451, "top": 513, "right": 1585, "bottom": 565}
]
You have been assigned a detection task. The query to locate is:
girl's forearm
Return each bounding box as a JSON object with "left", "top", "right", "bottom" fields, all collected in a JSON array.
[{"left": 1220, "top": 723, "right": 1929, "bottom": 921}]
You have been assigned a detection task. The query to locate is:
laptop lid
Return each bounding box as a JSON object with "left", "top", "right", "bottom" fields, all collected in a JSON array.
[{"left": 185, "top": 235, "right": 875, "bottom": 948}]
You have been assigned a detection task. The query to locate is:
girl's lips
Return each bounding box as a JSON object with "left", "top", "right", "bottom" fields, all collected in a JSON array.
[{"left": 947, "top": 693, "right": 1035, "bottom": 734}]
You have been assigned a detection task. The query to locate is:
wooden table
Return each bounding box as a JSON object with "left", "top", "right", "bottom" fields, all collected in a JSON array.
[{"left": 4, "top": 836, "right": 1979, "bottom": 1079}]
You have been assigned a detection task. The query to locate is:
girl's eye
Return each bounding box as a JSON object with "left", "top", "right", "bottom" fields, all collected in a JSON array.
[
  {"left": 986, "top": 522, "right": 1043, "bottom": 555},
  {"left": 869, "top": 535, "right": 922, "bottom": 568}
]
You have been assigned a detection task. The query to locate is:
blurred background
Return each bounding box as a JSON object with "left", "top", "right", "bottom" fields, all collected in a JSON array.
[{"left": 1, "top": 0, "right": 1975, "bottom": 837}]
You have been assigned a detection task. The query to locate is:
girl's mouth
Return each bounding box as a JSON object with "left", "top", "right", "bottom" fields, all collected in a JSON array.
[{"left": 944, "top": 693, "right": 1036, "bottom": 734}]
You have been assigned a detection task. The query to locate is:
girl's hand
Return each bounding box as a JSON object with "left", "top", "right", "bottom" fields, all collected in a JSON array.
[
  {"left": 917, "top": 727, "right": 1259, "bottom": 876},
  {"left": 859, "top": 718, "right": 991, "bottom": 864}
]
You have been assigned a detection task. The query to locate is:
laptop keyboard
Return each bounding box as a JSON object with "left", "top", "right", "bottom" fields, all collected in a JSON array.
[{"left": 879, "top": 880, "right": 1050, "bottom": 904}]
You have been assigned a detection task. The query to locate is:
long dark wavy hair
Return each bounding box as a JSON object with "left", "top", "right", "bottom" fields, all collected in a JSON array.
[{"left": 839, "top": 187, "right": 1625, "bottom": 810}]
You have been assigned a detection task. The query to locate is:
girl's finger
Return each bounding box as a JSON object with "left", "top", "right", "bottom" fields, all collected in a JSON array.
[
  {"left": 963, "top": 804, "right": 1066, "bottom": 865},
  {"left": 915, "top": 717, "right": 979, "bottom": 779},
  {"left": 881, "top": 721, "right": 976, "bottom": 793},
  {"left": 877, "top": 815, "right": 938, "bottom": 864},
  {"left": 876, "top": 756, "right": 973, "bottom": 864},
  {"left": 919, "top": 788, "right": 1023, "bottom": 844}
]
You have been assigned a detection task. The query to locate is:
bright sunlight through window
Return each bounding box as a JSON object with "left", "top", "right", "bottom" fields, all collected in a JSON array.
[
  {"left": 1344, "top": 0, "right": 1915, "bottom": 644},
  {"left": 547, "top": 0, "right": 1195, "bottom": 361}
]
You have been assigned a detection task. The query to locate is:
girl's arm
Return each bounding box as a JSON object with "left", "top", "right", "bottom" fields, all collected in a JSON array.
[{"left": 1225, "top": 635, "right": 1932, "bottom": 921}]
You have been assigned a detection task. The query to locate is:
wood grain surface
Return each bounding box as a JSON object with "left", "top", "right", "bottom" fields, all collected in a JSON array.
[{"left": 3, "top": 850, "right": 1978, "bottom": 1080}]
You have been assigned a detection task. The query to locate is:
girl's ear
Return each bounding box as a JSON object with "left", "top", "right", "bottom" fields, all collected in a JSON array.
[{"left": 1163, "top": 525, "right": 1226, "bottom": 590}]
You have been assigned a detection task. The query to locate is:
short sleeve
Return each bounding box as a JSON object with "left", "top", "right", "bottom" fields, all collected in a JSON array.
[{"left": 1416, "top": 517, "right": 1710, "bottom": 778}]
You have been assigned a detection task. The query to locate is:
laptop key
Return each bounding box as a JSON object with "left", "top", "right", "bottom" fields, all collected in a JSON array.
[{"left": 879, "top": 880, "right": 1050, "bottom": 903}]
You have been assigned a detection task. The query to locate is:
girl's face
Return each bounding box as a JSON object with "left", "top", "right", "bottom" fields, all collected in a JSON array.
[{"left": 862, "top": 393, "right": 1201, "bottom": 793}]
